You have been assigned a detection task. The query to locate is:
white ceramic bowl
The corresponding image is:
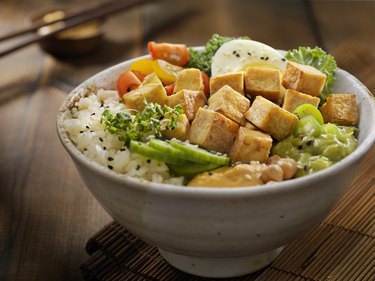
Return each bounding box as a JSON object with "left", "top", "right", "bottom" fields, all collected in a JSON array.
[{"left": 57, "top": 52, "right": 375, "bottom": 278}]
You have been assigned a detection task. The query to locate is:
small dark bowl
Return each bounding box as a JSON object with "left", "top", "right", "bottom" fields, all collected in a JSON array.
[{"left": 30, "top": 8, "right": 104, "bottom": 57}]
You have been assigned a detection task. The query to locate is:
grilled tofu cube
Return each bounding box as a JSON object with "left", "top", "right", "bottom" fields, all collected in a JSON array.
[
  {"left": 166, "top": 89, "right": 207, "bottom": 122},
  {"left": 174, "top": 68, "right": 204, "bottom": 93},
  {"left": 320, "top": 94, "right": 359, "bottom": 125},
  {"left": 210, "top": 72, "right": 244, "bottom": 95},
  {"left": 243, "top": 121, "right": 259, "bottom": 130},
  {"left": 245, "top": 96, "right": 298, "bottom": 140},
  {"left": 162, "top": 114, "right": 190, "bottom": 141},
  {"left": 123, "top": 83, "right": 167, "bottom": 111},
  {"left": 189, "top": 108, "right": 239, "bottom": 154},
  {"left": 207, "top": 85, "right": 250, "bottom": 125},
  {"left": 282, "top": 89, "right": 320, "bottom": 112},
  {"left": 142, "top": 73, "right": 163, "bottom": 86},
  {"left": 282, "top": 61, "right": 327, "bottom": 97},
  {"left": 245, "top": 67, "right": 283, "bottom": 103},
  {"left": 230, "top": 127, "right": 272, "bottom": 163}
]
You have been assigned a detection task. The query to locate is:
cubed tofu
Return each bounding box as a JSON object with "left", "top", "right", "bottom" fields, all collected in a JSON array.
[
  {"left": 207, "top": 85, "right": 250, "bottom": 125},
  {"left": 282, "top": 61, "right": 327, "bottom": 97},
  {"left": 189, "top": 108, "right": 239, "bottom": 154},
  {"left": 245, "top": 67, "right": 283, "bottom": 103},
  {"left": 161, "top": 114, "right": 190, "bottom": 141},
  {"left": 282, "top": 89, "right": 320, "bottom": 112},
  {"left": 167, "top": 89, "right": 207, "bottom": 122},
  {"left": 243, "top": 121, "right": 259, "bottom": 130},
  {"left": 245, "top": 96, "right": 298, "bottom": 140},
  {"left": 174, "top": 68, "right": 204, "bottom": 93},
  {"left": 123, "top": 83, "right": 167, "bottom": 111},
  {"left": 230, "top": 127, "right": 272, "bottom": 163},
  {"left": 210, "top": 72, "right": 244, "bottom": 95},
  {"left": 142, "top": 73, "right": 163, "bottom": 86},
  {"left": 320, "top": 94, "right": 359, "bottom": 125}
]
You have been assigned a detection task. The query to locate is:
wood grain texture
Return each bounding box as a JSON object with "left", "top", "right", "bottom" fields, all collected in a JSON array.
[{"left": 0, "top": 0, "right": 374, "bottom": 280}]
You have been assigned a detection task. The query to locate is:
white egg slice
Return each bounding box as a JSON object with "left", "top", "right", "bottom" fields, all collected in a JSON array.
[{"left": 211, "top": 39, "right": 287, "bottom": 76}]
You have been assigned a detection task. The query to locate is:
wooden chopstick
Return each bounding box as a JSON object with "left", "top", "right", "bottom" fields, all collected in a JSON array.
[{"left": 0, "top": 0, "right": 149, "bottom": 58}]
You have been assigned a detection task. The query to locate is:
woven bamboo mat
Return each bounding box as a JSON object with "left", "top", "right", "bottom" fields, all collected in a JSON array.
[{"left": 79, "top": 42, "right": 375, "bottom": 281}]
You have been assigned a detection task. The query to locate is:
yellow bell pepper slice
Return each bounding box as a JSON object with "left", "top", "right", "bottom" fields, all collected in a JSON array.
[
  {"left": 152, "top": 59, "right": 183, "bottom": 84},
  {"left": 130, "top": 59, "right": 154, "bottom": 75}
]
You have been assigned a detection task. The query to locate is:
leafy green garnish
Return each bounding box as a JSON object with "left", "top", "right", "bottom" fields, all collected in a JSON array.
[
  {"left": 285, "top": 47, "right": 337, "bottom": 103},
  {"left": 100, "top": 102, "right": 183, "bottom": 146},
  {"left": 186, "top": 34, "right": 250, "bottom": 75}
]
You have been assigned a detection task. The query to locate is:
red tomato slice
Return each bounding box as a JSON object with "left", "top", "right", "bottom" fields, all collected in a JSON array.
[
  {"left": 164, "top": 83, "right": 175, "bottom": 96},
  {"left": 117, "top": 70, "right": 142, "bottom": 97},
  {"left": 201, "top": 71, "right": 210, "bottom": 96},
  {"left": 148, "top": 41, "right": 189, "bottom": 66}
]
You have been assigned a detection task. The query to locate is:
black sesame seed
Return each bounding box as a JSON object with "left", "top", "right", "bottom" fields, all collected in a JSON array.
[
  {"left": 90, "top": 130, "right": 94, "bottom": 133},
  {"left": 304, "top": 165, "right": 308, "bottom": 171},
  {"left": 282, "top": 58, "right": 286, "bottom": 62},
  {"left": 208, "top": 172, "right": 213, "bottom": 176},
  {"left": 236, "top": 54, "right": 240, "bottom": 58},
  {"left": 306, "top": 140, "right": 313, "bottom": 145},
  {"left": 120, "top": 148, "right": 126, "bottom": 151},
  {"left": 100, "top": 104, "right": 104, "bottom": 108},
  {"left": 147, "top": 159, "right": 151, "bottom": 163},
  {"left": 103, "top": 146, "right": 107, "bottom": 150},
  {"left": 298, "top": 145, "right": 303, "bottom": 150},
  {"left": 91, "top": 113, "right": 96, "bottom": 116},
  {"left": 84, "top": 148, "right": 87, "bottom": 151},
  {"left": 260, "top": 57, "right": 264, "bottom": 60},
  {"left": 232, "top": 50, "right": 236, "bottom": 54},
  {"left": 247, "top": 52, "right": 252, "bottom": 56},
  {"left": 99, "top": 137, "right": 104, "bottom": 142},
  {"left": 108, "top": 165, "right": 113, "bottom": 170},
  {"left": 136, "top": 165, "right": 141, "bottom": 170},
  {"left": 80, "top": 131, "right": 84, "bottom": 133},
  {"left": 108, "top": 157, "right": 114, "bottom": 161},
  {"left": 86, "top": 125, "right": 90, "bottom": 129},
  {"left": 265, "top": 57, "right": 269, "bottom": 61}
]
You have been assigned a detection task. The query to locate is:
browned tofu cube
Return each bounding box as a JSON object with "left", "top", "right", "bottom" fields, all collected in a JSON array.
[
  {"left": 320, "top": 94, "right": 359, "bottom": 125},
  {"left": 245, "top": 67, "right": 283, "bottom": 103},
  {"left": 230, "top": 127, "right": 272, "bottom": 163},
  {"left": 243, "top": 121, "right": 259, "bottom": 130},
  {"left": 282, "top": 61, "right": 327, "bottom": 97},
  {"left": 173, "top": 68, "right": 204, "bottom": 93},
  {"left": 123, "top": 83, "right": 167, "bottom": 111},
  {"left": 207, "top": 85, "right": 250, "bottom": 125},
  {"left": 161, "top": 114, "right": 190, "bottom": 141},
  {"left": 189, "top": 108, "right": 239, "bottom": 154},
  {"left": 245, "top": 96, "right": 298, "bottom": 140},
  {"left": 167, "top": 90, "right": 207, "bottom": 122},
  {"left": 282, "top": 89, "right": 320, "bottom": 112},
  {"left": 210, "top": 72, "right": 244, "bottom": 95},
  {"left": 142, "top": 73, "right": 163, "bottom": 86}
]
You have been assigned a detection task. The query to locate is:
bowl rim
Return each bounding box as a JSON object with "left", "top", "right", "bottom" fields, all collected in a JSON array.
[{"left": 56, "top": 49, "right": 375, "bottom": 197}]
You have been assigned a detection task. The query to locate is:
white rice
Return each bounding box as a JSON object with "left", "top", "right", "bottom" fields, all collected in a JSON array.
[{"left": 63, "top": 88, "right": 184, "bottom": 185}]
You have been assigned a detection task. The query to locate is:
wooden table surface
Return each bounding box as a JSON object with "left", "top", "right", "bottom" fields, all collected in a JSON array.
[{"left": 0, "top": 1, "right": 374, "bottom": 280}]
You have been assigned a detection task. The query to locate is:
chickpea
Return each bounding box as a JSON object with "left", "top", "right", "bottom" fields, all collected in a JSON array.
[
  {"left": 278, "top": 158, "right": 297, "bottom": 180},
  {"left": 267, "top": 155, "right": 281, "bottom": 165},
  {"left": 261, "top": 164, "right": 284, "bottom": 183}
]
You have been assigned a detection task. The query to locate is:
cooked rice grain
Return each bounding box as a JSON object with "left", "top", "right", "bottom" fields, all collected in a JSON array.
[{"left": 63, "top": 88, "right": 184, "bottom": 185}]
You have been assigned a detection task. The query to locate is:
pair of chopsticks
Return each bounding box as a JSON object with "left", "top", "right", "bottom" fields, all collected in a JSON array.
[{"left": 0, "top": 0, "right": 150, "bottom": 58}]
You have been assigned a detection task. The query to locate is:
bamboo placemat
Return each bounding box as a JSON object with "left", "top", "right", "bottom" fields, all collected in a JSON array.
[{"left": 79, "top": 42, "right": 375, "bottom": 281}]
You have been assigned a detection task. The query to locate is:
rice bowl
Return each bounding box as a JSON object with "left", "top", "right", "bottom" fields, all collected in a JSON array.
[{"left": 57, "top": 47, "right": 375, "bottom": 277}]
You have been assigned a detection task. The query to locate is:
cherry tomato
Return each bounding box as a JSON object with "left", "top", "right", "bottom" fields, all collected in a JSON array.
[
  {"left": 117, "top": 70, "right": 142, "bottom": 97},
  {"left": 201, "top": 71, "right": 210, "bottom": 96},
  {"left": 152, "top": 59, "right": 183, "bottom": 84},
  {"left": 164, "top": 83, "right": 175, "bottom": 96},
  {"left": 148, "top": 42, "right": 189, "bottom": 66},
  {"left": 131, "top": 70, "right": 147, "bottom": 81},
  {"left": 130, "top": 59, "right": 154, "bottom": 76}
]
